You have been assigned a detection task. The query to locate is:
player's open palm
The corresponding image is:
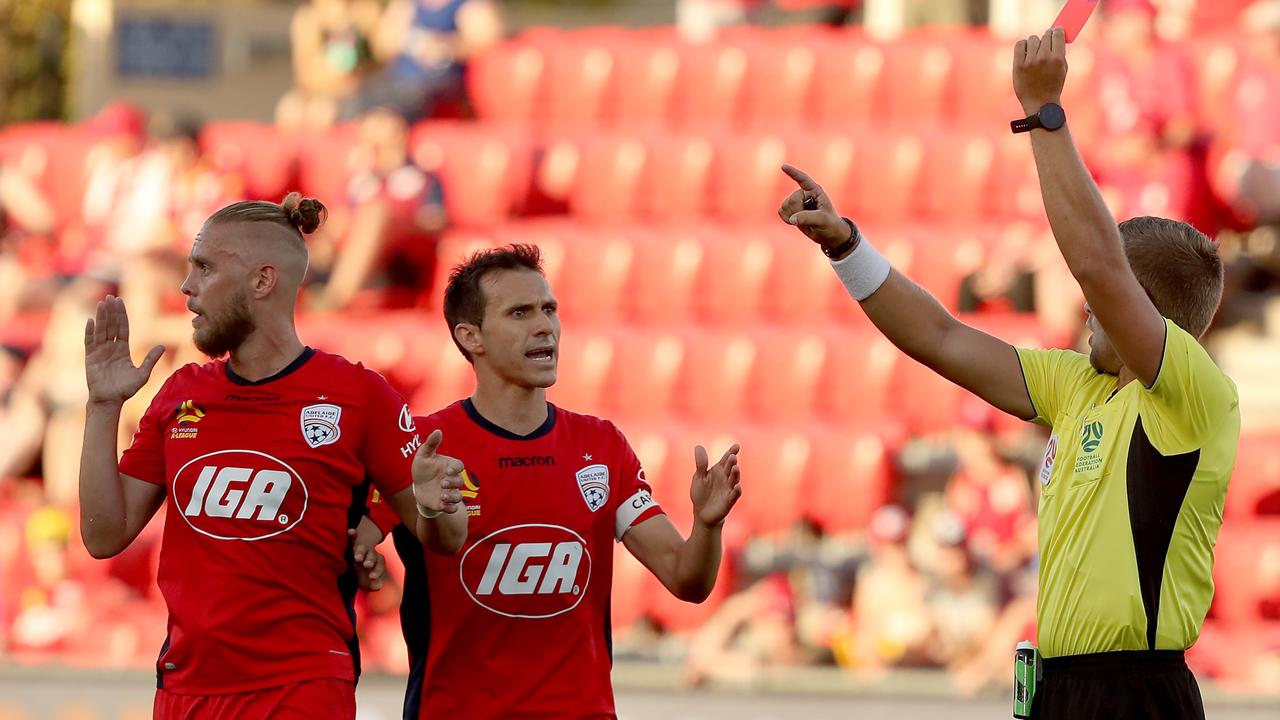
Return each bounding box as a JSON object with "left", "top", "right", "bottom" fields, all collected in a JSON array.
[
  {"left": 411, "top": 429, "right": 466, "bottom": 514},
  {"left": 83, "top": 295, "right": 165, "bottom": 405},
  {"left": 690, "top": 444, "right": 742, "bottom": 528}
]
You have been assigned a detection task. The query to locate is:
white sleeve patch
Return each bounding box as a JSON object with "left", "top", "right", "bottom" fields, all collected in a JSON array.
[{"left": 615, "top": 489, "right": 660, "bottom": 541}]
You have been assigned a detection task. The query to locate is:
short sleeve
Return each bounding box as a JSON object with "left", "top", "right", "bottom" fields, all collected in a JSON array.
[
  {"left": 361, "top": 368, "right": 418, "bottom": 499},
  {"left": 610, "top": 425, "right": 663, "bottom": 541},
  {"left": 1142, "top": 319, "right": 1238, "bottom": 452},
  {"left": 368, "top": 489, "right": 402, "bottom": 535},
  {"left": 1015, "top": 347, "right": 1095, "bottom": 427},
  {"left": 118, "top": 376, "right": 177, "bottom": 485}
]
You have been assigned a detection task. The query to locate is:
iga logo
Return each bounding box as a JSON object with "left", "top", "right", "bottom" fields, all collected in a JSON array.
[
  {"left": 460, "top": 524, "right": 591, "bottom": 619},
  {"left": 172, "top": 450, "right": 308, "bottom": 541}
]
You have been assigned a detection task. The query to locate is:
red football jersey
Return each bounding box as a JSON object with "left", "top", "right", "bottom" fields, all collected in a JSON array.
[
  {"left": 118, "top": 348, "right": 419, "bottom": 695},
  {"left": 371, "top": 399, "right": 664, "bottom": 720}
]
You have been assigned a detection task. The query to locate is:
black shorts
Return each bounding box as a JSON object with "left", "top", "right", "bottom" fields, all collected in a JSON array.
[{"left": 1031, "top": 650, "right": 1204, "bottom": 720}]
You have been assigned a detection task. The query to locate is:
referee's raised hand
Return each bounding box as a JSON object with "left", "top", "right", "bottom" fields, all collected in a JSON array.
[
  {"left": 778, "top": 164, "right": 849, "bottom": 252},
  {"left": 1014, "top": 27, "right": 1068, "bottom": 115}
]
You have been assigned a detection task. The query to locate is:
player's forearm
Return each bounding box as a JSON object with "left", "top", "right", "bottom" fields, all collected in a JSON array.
[
  {"left": 79, "top": 400, "right": 130, "bottom": 558},
  {"left": 415, "top": 508, "right": 467, "bottom": 555},
  {"left": 671, "top": 520, "right": 724, "bottom": 603},
  {"left": 1027, "top": 123, "right": 1128, "bottom": 285},
  {"left": 859, "top": 269, "right": 966, "bottom": 372}
]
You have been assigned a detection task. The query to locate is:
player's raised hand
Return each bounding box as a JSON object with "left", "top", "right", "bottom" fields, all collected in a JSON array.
[
  {"left": 690, "top": 443, "right": 742, "bottom": 528},
  {"left": 84, "top": 295, "right": 165, "bottom": 405},
  {"left": 411, "top": 429, "right": 466, "bottom": 515},
  {"left": 778, "top": 165, "right": 850, "bottom": 251},
  {"left": 1014, "top": 27, "right": 1068, "bottom": 114},
  {"left": 348, "top": 527, "right": 387, "bottom": 591}
]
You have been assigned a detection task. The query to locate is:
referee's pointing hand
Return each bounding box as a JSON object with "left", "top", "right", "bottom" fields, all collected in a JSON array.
[
  {"left": 412, "top": 429, "right": 466, "bottom": 515},
  {"left": 779, "top": 165, "right": 848, "bottom": 252}
]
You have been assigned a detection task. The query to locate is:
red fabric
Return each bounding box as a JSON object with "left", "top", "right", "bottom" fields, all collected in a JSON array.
[
  {"left": 117, "top": 350, "right": 419, "bottom": 694},
  {"left": 374, "top": 400, "right": 664, "bottom": 720},
  {"left": 153, "top": 677, "right": 356, "bottom": 720}
]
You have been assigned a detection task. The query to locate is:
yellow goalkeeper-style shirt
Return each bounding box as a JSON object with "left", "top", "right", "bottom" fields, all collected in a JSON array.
[{"left": 1017, "top": 319, "right": 1239, "bottom": 658}]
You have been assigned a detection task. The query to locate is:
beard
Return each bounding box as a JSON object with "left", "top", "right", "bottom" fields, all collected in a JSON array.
[{"left": 193, "top": 289, "right": 255, "bottom": 358}]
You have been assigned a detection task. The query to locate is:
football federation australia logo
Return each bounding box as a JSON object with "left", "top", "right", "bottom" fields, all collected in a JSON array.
[
  {"left": 301, "top": 403, "right": 342, "bottom": 448},
  {"left": 1081, "top": 421, "right": 1103, "bottom": 453},
  {"left": 575, "top": 463, "right": 610, "bottom": 512}
]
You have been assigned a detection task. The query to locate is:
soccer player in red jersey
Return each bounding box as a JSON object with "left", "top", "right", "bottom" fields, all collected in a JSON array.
[
  {"left": 354, "top": 244, "right": 743, "bottom": 720},
  {"left": 77, "top": 193, "right": 468, "bottom": 720}
]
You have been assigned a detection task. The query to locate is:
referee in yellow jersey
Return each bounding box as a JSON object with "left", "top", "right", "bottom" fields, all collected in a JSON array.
[{"left": 777, "top": 28, "right": 1238, "bottom": 720}]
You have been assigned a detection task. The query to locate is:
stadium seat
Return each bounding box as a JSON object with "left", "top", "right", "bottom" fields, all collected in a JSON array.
[
  {"left": 804, "top": 425, "right": 894, "bottom": 534},
  {"left": 917, "top": 131, "right": 998, "bottom": 222},
  {"left": 709, "top": 134, "right": 789, "bottom": 224},
  {"left": 545, "top": 329, "right": 614, "bottom": 414},
  {"left": 891, "top": 348, "right": 964, "bottom": 436},
  {"left": 567, "top": 135, "right": 648, "bottom": 222},
  {"left": 949, "top": 33, "right": 1024, "bottom": 129},
  {"left": 732, "top": 423, "right": 813, "bottom": 536},
  {"left": 426, "top": 228, "right": 502, "bottom": 307},
  {"left": 467, "top": 41, "right": 545, "bottom": 126},
  {"left": 781, "top": 131, "right": 857, "bottom": 216},
  {"left": 812, "top": 40, "right": 886, "bottom": 129},
  {"left": 743, "top": 328, "right": 827, "bottom": 424},
  {"left": 636, "top": 135, "right": 715, "bottom": 222},
  {"left": 670, "top": 42, "right": 750, "bottom": 132},
  {"left": 987, "top": 132, "right": 1045, "bottom": 221},
  {"left": 689, "top": 234, "right": 773, "bottom": 326},
  {"left": 411, "top": 123, "right": 533, "bottom": 227},
  {"left": 880, "top": 37, "right": 955, "bottom": 128},
  {"left": 672, "top": 330, "right": 757, "bottom": 423},
  {"left": 295, "top": 124, "right": 362, "bottom": 206},
  {"left": 1186, "top": 35, "right": 1245, "bottom": 137},
  {"left": 536, "top": 38, "right": 616, "bottom": 131},
  {"left": 408, "top": 324, "right": 477, "bottom": 413},
  {"left": 1226, "top": 433, "right": 1280, "bottom": 518},
  {"left": 740, "top": 37, "right": 819, "bottom": 131},
  {"left": 1212, "top": 520, "right": 1280, "bottom": 624},
  {"left": 602, "top": 328, "right": 685, "bottom": 421},
  {"left": 200, "top": 121, "right": 299, "bottom": 202},
  {"left": 620, "top": 225, "right": 705, "bottom": 326},
  {"left": 844, "top": 130, "right": 925, "bottom": 223},
  {"left": 611, "top": 543, "right": 649, "bottom": 629},
  {"left": 814, "top": 327, "right": 899, "bottom": 427},
  {"left": 603, "top": 39, "right": 681, "bottom": 131},
  {"left": 759, "top": 222, "right": 847, "bottom": 324},
  {"left": 541, "top": 225, "right": 635, "bottom": 323}
]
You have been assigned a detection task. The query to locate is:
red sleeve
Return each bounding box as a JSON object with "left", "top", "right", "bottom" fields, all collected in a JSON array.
[
  {"left": 360, "top": 368, "right": 417, "bottom": 499},
  {"left": 118, "top": 375, "right": 177, "bottom": 485},
  {"left": 610, "top": 424, "right": 664, "bottom": 541},
  {"left": 368, "top": 489, "right": 403, "bottom": 535}
]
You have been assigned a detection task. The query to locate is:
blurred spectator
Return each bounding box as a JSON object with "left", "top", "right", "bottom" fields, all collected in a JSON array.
[
  {"left": 681, "top": 574, "right": 801, "bottom": 686},
  {"left": 1216, "top": 1, "right": 1280, "bottom": 227},
  {"left": 277, "top": 0, "right": 384, "bottom": 130},
  {"left": 923, "top": 513, "right": 999, "bottom": 668},
  {"left": 305, "top": 108, "right": 446, "bottom": 310},
  {"left": 944, "top": 427, "right": 1035, "bottom": 574},
  {"left": 355, "top": 0, "right": 504, "bottom": 121},
  {"left": 0, "top": 149, "right": 55, "bottom": 321},
  {"left": 832, "top": 505, "right": 932, "bottom": 677},
  {"left": 5, "top": 506, "right": 87, "bottom": 656}
]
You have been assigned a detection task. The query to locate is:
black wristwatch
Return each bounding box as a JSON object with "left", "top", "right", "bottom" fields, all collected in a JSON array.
[
  {"left": 822, "top": 217, "right": 860, "bottom": 260},
  {"left": 1010, "top": 103, "right": 1066, "bottom": 134}
]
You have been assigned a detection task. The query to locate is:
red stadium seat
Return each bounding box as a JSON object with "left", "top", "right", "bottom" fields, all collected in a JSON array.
[
  {"left": 1227, "top": 433, "right": 1280, "bottom": 518},
  {"left": 812, "top": 40, "right": 886, "bottom": 129},
  {"left": 200, "top": 121, "right": 299, "bottom": 202},
  {"left": 672, "top": 330, "right": 757, "bottom": 424},
  {"left": 536, "top": 37, "right": 616, "bottom": 131},
  {"left": 760, "top": 222, "right": 847, "bottom": 324},
  {"left": 427, "top": 228, "right": 502, "bottom": 307},
  {"left": 295, "top": 124, "right": 362, "bottom": 205},
  {"left": 545, "top": 329, "right": 614, "bottom": 414},
  {"left": 690, "top": 234, "right": 773, "bottom": 326},
  {"left": 918, "top": 131, "right": 998, "bottom": 222},
  {"left": 602, "top": 328, "right": 685, "bottom": 421},
  {"left": 781, "top": 130, "right": 857, "bottom": 214},
  {"left": 741, "top": 37, "right": 819, "bottom": 131},
  {"left": 880, "top": 37, "right": 955, "bottom": 128},
  {"left": 411, "top": 123, "right": 533, "bottom": 227},
  {"left": 805, "top": 426, "right": 894, "bottom": 534},
  {"left": 620, "top": 225, "right": 705, "bottom": 326},
  {"left": 844, "top": 130, "right": 925, "bottom": 223},
  {"left": 891, "top": 350, "right": 964, "bottom": 436},
  {"left": 732, "top": 423, "right": 812, "bottom": 536},
  {"left": 567, "top": 135, "right": 647, "bottom": 222},
  {"left": 542, "top": 225, "right": 635, "bottom": 323},
  {"left": 988, "top": 132, "right": 1046, "bottom": 221},
  {"left": 611, "top": 544, "right": 649, "bottom": 629},
  {"left": 815, "top": 327, "right": 900, "bottom": 427},
  {"left": 604, "top": 40, "right": 681, "bottom": 131},
  {"left": 408, "top": 323, "right": 478, "bottom": 413},
  {"left": 670, "top": 42, "right": 750, "bottom": 132},
  {"left": 949, "top": 33, "right": 1024, "bottom": 129},
  {"left": 743, "top": 328, "right": 827, "bottom": 424},
  {"left": 1212, "top": 520, "right": 1280, "bottom": 624},
  {"left": 709, "top": 134, "right": 789, "bottom": 223},
  {"left": 467, "top": 41, "right": 545, "bottom": 126},
  {"left": 636, "top": 135, "right": 715, "bottom": 222}
]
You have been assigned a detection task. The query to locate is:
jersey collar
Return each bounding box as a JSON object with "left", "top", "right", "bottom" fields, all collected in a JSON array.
[
  {"left": 225, "top": 347, "right": 316, "bottom": 386},
  {"left": 462, "top": 398, "right": 557, "bottom": 441}
]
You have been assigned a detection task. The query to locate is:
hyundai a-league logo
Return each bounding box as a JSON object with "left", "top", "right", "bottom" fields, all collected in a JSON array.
[
  {"left": 300, "top": 403, "right": 343, "bottom": 449},
  {"left": 575, "top": 464, "right": 610, "bottom": 513}
]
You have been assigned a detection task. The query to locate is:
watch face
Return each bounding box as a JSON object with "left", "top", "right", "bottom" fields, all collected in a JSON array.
[{"left": 1040, "top": 103, "right": 1066, "bottom": 130}]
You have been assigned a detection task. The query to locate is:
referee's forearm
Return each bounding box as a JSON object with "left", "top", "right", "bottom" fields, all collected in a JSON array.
[{"left": 859, "top": 269, "right": 960, "bottom": 366}]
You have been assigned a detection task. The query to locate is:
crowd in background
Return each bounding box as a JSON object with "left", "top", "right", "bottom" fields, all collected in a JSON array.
[{"left": 2, "top": 0, "right": 1280, "bottom": 699}]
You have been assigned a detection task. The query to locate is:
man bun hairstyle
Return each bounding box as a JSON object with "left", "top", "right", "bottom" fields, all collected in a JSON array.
[
  {"left": 207, "top": 192, "right": 328, "bottom": 239},
  {"left": 443, "top": 244, "right": 544, "bottom": 363},
  {"left": 1118, "top": 216, "right": 1224, "bottom": 339}
]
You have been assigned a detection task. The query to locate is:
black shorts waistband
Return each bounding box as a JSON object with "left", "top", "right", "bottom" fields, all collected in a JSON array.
[{"left": 1043, "top": 650, "right": 1186, "bottom": 674}]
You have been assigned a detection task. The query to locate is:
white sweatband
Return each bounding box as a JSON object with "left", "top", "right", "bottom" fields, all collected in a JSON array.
[{"left": 830, "top": 230, "right": 892, "bottom": 301}]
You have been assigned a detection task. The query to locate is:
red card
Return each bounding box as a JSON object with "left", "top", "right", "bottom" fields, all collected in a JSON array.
[{"left": 1052, "top": 0, "right": 1101, "bottom": 43}]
